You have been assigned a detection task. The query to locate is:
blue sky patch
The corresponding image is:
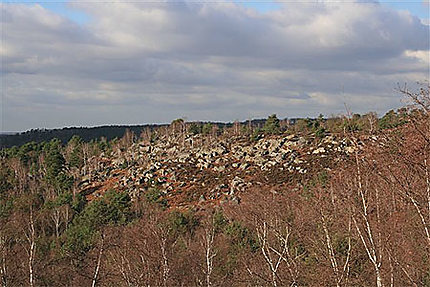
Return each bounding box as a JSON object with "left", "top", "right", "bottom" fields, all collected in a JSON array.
[{"left": 1, "top": 0, "right": 427, "bottom": 24}]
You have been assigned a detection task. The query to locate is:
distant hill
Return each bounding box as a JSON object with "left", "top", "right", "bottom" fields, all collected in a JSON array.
[
  {"left": 0, "top": 125, "right": 164, "bottom": 149},
  {"left": 0, "top": 118, "right": 300, "bottom": 149}
]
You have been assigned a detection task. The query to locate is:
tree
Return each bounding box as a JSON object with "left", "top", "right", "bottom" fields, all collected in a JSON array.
[
  {"left": 263, "top": 114, "right": 280, "bottom": 135},
  {"left": 202, "top": 123, "right": 213, "bottom": 135},
  {"left": 66, "top": 135, "right": 84, "bottom": 169},
  {"left": 65, "top": 190, "right": 132, "bottom": 255},
  {"left": 170, "top": 118, "right": 185, "bottom": 137},
  {"left": 189, "top": 123, "right": 202, "bottom": 135}
]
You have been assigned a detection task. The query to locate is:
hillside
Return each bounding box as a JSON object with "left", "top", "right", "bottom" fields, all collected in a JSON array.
[
  {"left": 0, "top": 87, "right": 429, "bottom": 286},
  {"left": 78, "top": 131, "right": 360, "bottom": 208}
]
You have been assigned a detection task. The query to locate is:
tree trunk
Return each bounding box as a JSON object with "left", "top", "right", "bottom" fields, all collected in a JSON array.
[
  {"left": 160, "top": 236, "right": 169, "bottom": 287},
  {"left": 204, "top": 227, "right": 216, "bottom": 287},
  {"left": 52, "top": 208, "right": 61, "bottom": 239},
  {"left": 0, "top": 235, "right": 7, "bottom": 287},
  {"left": 28, "top": 207, "right": 35, "bottom": 287},
  {"left": 92, "top": 234, "right": 104, "bottom": 287}
]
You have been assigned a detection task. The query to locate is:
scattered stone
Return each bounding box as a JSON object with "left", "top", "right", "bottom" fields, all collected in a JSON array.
[{"left": 77, "top": 131, "right": 362, "bottom": 207}]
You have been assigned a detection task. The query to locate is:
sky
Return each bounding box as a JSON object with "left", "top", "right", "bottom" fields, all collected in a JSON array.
[{"left": 1, "top": 0, "right": 429, "bottom": 132}]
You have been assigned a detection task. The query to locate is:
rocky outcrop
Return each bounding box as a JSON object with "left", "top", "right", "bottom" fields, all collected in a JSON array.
[{"left": 78, "top": 132, "right": 366, "bottom": 207}]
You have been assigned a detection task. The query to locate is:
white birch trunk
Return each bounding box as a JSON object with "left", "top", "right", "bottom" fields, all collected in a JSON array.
[
  {"left": 28, "top": 207, "right": 35, "bottom": 287},
  {"left": 92, "top": 234, "right": 104, "bottom": 287},
  {"left": 0, "top": 235, "right": 7, "bottom": 287}
]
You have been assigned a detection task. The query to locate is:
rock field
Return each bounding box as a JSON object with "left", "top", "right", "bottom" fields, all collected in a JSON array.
[{"left": 78, "top": 132, "right": 375, "bottom": 208}]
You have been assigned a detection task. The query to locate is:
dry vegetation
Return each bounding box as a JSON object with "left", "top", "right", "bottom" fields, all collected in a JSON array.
[{"left": 0, "top": 85, "right": 429, "bottom": 286}]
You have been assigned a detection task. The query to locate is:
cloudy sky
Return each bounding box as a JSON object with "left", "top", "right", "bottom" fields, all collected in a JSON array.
[{"left": 1, "top": 0, "right": 429, "bottom": 132}]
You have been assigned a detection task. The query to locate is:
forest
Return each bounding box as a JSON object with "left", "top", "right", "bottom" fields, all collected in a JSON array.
[
  {"left": 0, "top": 125, "right": 164, "bottom": 149},
  {"left": 0, "top": 85, "right": 429, "bottom": 287},
  {"left": 0, "top": 121, "right": 271, "bottom": 149}
]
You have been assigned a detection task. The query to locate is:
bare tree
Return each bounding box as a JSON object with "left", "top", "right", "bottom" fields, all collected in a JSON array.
[
  {"left": 91, "top": 232, "right": 105, "bottom": 287},
  {"left": 159, "top": 229, "right": 170, "bottom": 287},
  {"left": 0, "top": 234, "right": 8, "bottom": 287},
  {"left": 199, "top": 214, "right": 218, "bottom": 287},
  {"left": 255, "top": 220, "right": 289, "bottom": 287},
  {"left": 320, "top": 212, "right": 352, "bottom": 287},
  {"left": 351, "top": 149, "right": 384, "bottom": 287},
  {"left": 235, "top": 191, "right": 304, "bottom": 287},
  {"left": 27, "top": 203, "right": 36, "bottom": 287}
]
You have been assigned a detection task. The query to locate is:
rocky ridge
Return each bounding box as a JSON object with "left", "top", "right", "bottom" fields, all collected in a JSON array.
[{"left": 78, "top": 133, "right": 374, "bottom": 208}]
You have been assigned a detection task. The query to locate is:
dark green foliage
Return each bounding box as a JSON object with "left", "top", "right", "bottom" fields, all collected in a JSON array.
[
  {"left": 103, "top": 190, "right": 133, "bottom": 224},
  {"left": 213, "top": 210, "right": 228, "bottom": 233},
  {"left": 45, "top": 190, "right": 73, "bottom": 210},
  {"left": 0, "top": 165, "right": 14, "bottom": 196},
  {"left": 250, "top": 128, "right": 262, "bottom": 141},
  {"left": 342, "top": 114, "right": 362, "bottom": 132},
  {"left": 17, "top": 142, "right": 40, "bottom": 164},
  {"left": 302, "top": 171, "right": 330, "bottom": 199},
  {"left": 150, "top": 132, "right": 159, "bottom": 143},
  {"left": 45, "top": 139, "right": 66, "bottom": 181},
  {"left": 2, "top": 141, "right": 43, "bottom": 165},
  {"left": 263, "top": 114, "right": 280, "bottom": 135},
  {"left": 222, "top": 221, "right": 259, "bottom": 273},
  {"left": 43, "top": 139, "right": 74, "bottom": 192},
  {"left": 421, "top": 270, "right": 430, "bottom": 287},
  {"left": 224, "top": 221, "right": 259, "bottom": 252},
  {"left": 0, "top": 165, "right": 15, "bottom": 218},
  {"left": 202, "top": 123, "right": 213, "bottom": 135},
  {"left": 71, "top": 193, "right": 87, "bottom": 214},
  {"left": 68, "top": 135, "right": 83, "bottom": 168},
  {"left": 97, "top": 137, "right": 110, "bottom": 153},
  {"left": 145, "top": 187, "right": 168, "bottom": 208},
  {"left": 64, "top": 218, "right": 95, "bottom": 255},
  {"left": 378, "top": 109, "right": 407, "bottom": 130},
  {"left": 379, "top": 110, "right": 397, "bottom": 129},
  {"left": 168, "top": 210, "right": 199, "bottom": 236},
  {"left": 315, "top": 127, "right": 326, "bottom": 138},
  {"left": 189, "top": 123, "right": 202, "bottom": 135},
  {"left": 68, "top": 135, "right": 82, "bottom": 147},
  {"left": 0, "top": 125, "right": 168, "bottom": 149},
  {"left": 300, "top": 116, "right": 327, "bottom": 136},
  {"left": 316, "top": 170, "right": 329, "bottom": 187},
  {"left": 334, "top": 235, "right": 352, "bottom": 256},
  {"left": 64, "top": 190, "right": 132, "bottom": 254},
  {"left": 54, "top": 173, "right": 74, "bottom": 192},
  {"left": 0, "top": 199, "right": 13, "bottom": 219}
]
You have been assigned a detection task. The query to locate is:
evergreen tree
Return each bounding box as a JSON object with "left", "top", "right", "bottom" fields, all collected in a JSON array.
[{"left": 263, "top": 114, "right": 280, "bottom": 134}]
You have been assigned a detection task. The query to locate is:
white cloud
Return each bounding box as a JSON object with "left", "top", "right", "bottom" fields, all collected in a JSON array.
[
  {"left": 1, "top": 1, "right": 429, "bottom": 131},
  {"left": 405, "top": 50, "right": 430, "bottom": 65}
]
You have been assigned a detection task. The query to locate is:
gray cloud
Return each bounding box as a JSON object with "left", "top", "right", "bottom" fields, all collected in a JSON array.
[{"left": 1, "top": 1, "right": 429, "bottom": 131}]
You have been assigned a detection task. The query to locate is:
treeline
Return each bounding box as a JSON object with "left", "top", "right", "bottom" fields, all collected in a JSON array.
[
  {"left": 0, "top": 121, "right": 259, "bottom": 149},
  {"left": 0, "top": 125, "right": 164, "bottom": 149},
  {"left": 1, "top": 108, "right": 407, "bottom": 150}
]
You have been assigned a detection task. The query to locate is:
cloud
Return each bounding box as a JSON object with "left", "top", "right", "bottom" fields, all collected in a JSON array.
[{"left": 1, "top": 1, "right": 429, "bottom": 131}]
